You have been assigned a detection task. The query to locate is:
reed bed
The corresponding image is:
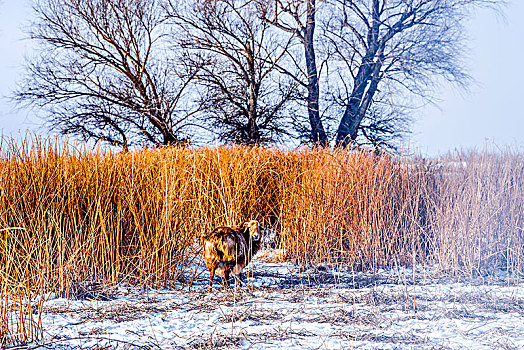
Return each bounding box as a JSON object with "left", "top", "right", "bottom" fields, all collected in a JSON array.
[
  {"left": 0, "top": 136, "right": 522, "bottom": 345},
  {"left": 428, "top": 150, "right": 524, "bottom": 275}
]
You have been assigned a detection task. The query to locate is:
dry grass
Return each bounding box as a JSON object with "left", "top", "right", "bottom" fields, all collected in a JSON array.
[
  {"left": 275, "top": 149, "right": 435, "bottom": 269},
  {"left": 428, "top": 149, "right": 524, "bottom": 275},
  {"left": 1, "top": 284, "right": 43, "bottom": 348},
  {"left": 0, "top": 135, "right": 522, "bottom": 345}
]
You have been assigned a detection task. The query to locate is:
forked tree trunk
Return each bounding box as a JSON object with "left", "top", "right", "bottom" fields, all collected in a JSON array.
[
  {"left": 304, "top": 0, "right": 327, "bottom": 146},
  {"left": 335, "top": 0, "right": 383, "bottom": 148},
  {"left": 246, "top": 41, "right": 260, "bottom": 144}
]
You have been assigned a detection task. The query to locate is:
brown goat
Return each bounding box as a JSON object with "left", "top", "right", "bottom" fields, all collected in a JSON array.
[{"left": 202, "top": 220, "right": 264, "bottom": 291}]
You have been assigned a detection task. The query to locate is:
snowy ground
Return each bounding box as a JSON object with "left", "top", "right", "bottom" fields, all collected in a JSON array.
[{"left": 27, "top": 250, "right": 524, "bottom": 349}]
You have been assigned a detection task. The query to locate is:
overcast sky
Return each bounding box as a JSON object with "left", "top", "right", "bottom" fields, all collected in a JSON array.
[{"left": 1, "top": 0, "right": 523, "bottom": 156}]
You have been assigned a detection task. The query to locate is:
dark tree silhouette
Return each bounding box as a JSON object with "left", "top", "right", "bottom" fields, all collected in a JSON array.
[
  {"left": 15, "top": 0, "right": 503, "bottom": 149},
  {"left": 325, "top": 0, "right": 501, "bottom": 148},
  {"left": 15, "top": 0, "right": 202, "bottom": 150},
  {"left": 166, "top": 0, "right": 298, "bottom": 145},
  {"left": 264, "top": 0, "right": 328, "bottom": 146}
]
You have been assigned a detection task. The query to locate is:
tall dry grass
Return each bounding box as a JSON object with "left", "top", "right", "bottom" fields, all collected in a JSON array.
[
  {"left": 0, "top": 138, "right": 276, "bottom": 296},
  {"left": 0, "top": 135, "right": 522, "bottom": 344},
  {"left": 428, "top": 150, "right": 524, "bottom": 275},
  {"left": 1, "top": 285, "right": 43, "bottom": 347},
  {"left": 276, "top": 148, "right": 523, "bottom": 275},
  {"left": 276, "top": 149, "right": 435, "bottom": 269}
]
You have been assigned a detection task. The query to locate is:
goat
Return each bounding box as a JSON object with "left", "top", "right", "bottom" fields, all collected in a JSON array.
[{"left": 202, "top": 220, "right": 264, "bottom": 291}]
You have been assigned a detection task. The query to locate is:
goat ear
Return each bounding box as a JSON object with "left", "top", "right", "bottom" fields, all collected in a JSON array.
[
  {"left": 238, "top": 221, "right": 248, "bottom": 230},
  {"left": 249, "top": 221, "right": 259, "bottom": 233}
]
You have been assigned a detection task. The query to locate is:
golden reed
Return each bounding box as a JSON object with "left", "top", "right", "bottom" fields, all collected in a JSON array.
[{"left": 0, "top": 136, "right": 522, "bottom": 344}]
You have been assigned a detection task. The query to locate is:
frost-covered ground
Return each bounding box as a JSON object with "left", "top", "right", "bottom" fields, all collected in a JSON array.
[{"left": 32, "top": 251, "right": 524, "bottom": 349}]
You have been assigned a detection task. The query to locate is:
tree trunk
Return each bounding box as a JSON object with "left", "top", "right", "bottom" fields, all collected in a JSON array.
[
  {"left": 335, "top": 55, "right": 374, "bottom": 147},
  {"left": 248, "top": 81, "right": 259, "bottom": 144},
  {"left": 162, "top": 131, "right": 179, "bottom": 146},
  {"left": 304, "top": 0, "right": 327, "bottom": 146},
  {"left": 246, "top": 41, "right": 259, "bottom": 144},
  {"left": 335, "top": 0, "right": 382, "bottom": 148}
]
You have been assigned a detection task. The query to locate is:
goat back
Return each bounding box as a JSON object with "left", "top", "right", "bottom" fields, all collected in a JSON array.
[{"left": 203, "top": 227, "right": 248, "bottom": 263}]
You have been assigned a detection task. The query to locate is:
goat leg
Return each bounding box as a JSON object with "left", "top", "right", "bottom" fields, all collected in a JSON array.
[
  {"left": 224, "top": 269, "right": 231, "bottom": 289},
  {"left": 207, "top": 265, "right": 216, "bottom": 292},
  {"left": 234, "top": 273, "right": 243, "bottom": 288}
]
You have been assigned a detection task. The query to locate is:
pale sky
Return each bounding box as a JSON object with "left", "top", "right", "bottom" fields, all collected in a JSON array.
[
  {"left": 410, "top": 0, "right": 524, "bottom": 155},
  {"left": 1, "top": 0, "right": 523, "bottom": 156}
]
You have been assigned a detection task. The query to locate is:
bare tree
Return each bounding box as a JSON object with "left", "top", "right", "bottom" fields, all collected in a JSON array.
[
  {"left": 166, "top": 0, "right": 298, "bottom": 145},
  {"left": 324, "top": 0, "right": 502, "bottom": 148},
  {"left": 15, "top": 0, "right": 202, "bottom": 150},
  {"left": 264, "top": 0, "right": 328, "bottom": 146},
  {"left": 15, "top": 0, "right": 503, "bottom": 149}
]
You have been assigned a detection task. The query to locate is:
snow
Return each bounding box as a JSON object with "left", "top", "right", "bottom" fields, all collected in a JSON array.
[{"left": 20, "top": 250, "right": 524, "bottom": 349}]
